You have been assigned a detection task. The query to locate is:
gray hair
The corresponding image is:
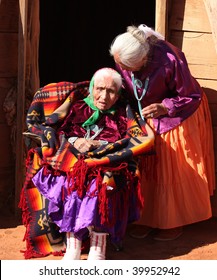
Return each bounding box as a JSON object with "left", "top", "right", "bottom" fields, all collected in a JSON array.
[
  {"left": 109, "top": 24, "right": 164, "bottom": 68},
  {"left": 89, "top": 68, "right": 122, "bottom": 94}
]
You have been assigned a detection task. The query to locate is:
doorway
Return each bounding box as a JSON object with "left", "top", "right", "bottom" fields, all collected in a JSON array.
[{"left": 39, "top": 1, "right": 155, "bottom": 86}]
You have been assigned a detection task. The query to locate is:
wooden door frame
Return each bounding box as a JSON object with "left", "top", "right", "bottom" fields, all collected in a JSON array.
[
  {"left": 15, "top": 0, "right": 28, "bottom": 214},
  {"left": 155, "top": 0, "right": 168, "bottom": 39}
]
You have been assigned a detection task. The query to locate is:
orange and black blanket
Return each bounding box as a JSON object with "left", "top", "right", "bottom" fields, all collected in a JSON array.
[{"left": 19, "top": 81, "right": 155, "bottom": 259}]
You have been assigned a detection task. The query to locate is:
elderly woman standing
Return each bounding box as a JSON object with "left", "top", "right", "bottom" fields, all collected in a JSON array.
[{"left": 109, "top": 24, "right": 215, "bottom": 241}]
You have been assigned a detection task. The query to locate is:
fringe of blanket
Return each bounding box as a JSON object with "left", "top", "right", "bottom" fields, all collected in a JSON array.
[
  {"left": 65, "top": 157, "right": 144, "bottom": 227},
  {"left": 19, "top": 184, "right": 65, "bottom": 259}
]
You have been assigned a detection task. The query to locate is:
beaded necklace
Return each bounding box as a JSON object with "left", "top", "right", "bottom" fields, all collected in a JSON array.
[{"left": 131, "top": 73, "right": 149, "bottom": 120}]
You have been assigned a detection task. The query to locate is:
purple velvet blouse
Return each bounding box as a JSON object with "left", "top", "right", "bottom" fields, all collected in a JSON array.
[
  {"left": 117, "top": 40, "right": 203, "bottom": 134},
  {"left": 58, "top": 100, "right": 127, "bottom": 142}
]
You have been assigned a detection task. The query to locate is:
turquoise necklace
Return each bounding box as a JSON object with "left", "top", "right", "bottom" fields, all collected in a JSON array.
[{"left": 131, "top": 73, "right": 149, "bottom": 120}]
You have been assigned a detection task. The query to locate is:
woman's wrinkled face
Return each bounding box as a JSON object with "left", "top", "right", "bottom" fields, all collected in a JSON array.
[
  {"left": 114, "top": 53, "right": 147, "bottom": 72},
  {"left": 93, "top": 76, "right": 119, "bottom": 111}
]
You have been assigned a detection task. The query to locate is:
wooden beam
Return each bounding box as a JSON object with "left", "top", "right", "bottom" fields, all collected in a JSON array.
[
  {"left": 170, "top": 0, "right": 211, "bottom": 33},
  {"left": 155, "top": 0, "right": 168, "bottom": 39},
  {"left": 203, "top": 0, "right": 217, "bottom": 53},
  {"left": 15, "top": 0, "right": 28, "bottom": 215}
]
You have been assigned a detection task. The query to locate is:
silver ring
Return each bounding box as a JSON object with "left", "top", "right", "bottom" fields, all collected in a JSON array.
[{"left": 150, "top": 113, "right": 154, "bottom": 118}]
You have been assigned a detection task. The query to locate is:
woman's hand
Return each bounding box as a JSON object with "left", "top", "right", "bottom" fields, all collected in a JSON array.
[
  {"left": 73, "top": 138, "right": 101, "bottom": 153},
  {"left": 141, "top": 103, "right": 168, "bottom": 119}
]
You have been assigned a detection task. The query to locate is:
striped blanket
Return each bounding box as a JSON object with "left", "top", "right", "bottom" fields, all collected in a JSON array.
[{"left": 19, "top": 81, "right": 155, "bottom": 259}]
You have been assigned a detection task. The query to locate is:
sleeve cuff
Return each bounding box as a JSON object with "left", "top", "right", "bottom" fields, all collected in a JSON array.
[{"left": 162, "top": 98, "right": 176, "bottom": 117}]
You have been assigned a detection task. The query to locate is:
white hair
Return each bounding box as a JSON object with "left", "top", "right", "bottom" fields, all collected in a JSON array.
[
  {"left": 110, "top": 24, "right": 164, "bottom": 68},
  {"left": 89, "top": 68, "right": 122, "bottom": 94}
]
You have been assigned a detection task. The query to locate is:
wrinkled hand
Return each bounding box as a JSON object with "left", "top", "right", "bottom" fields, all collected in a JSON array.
[
  {"left": 73, "top": 138, "right": 101, "bottom": 153},
  {"left": 141, "top": 103, "right": 168, "bottom": 119}
]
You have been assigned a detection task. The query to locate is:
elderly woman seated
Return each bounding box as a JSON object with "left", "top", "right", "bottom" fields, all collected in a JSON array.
[{"left": 20, "top": 68, "right": 154, "bottom": 260}]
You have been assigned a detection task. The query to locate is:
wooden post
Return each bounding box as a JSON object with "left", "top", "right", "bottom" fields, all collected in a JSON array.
[
  {"left": 203, "top": 0, "right": 217, "bottom": 53},
  {"left": 15, "top": 0, "right": 28, "bottom": 215},
  {"left": 155, "top": 0, "right": 168, "bottom": 39}
]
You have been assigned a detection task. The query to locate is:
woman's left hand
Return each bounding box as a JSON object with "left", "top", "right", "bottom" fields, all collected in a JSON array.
[
  {"left": 73, "top": 138, "right": 101, "bottom": 153},
  {"left": 141, "top": 103, "right": 168, "bottom": 119}
]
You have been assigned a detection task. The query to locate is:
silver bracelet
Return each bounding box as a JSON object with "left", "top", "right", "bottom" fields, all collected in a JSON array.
[{"left": 99, "top": 140, "right": 108, "bottom": 145}]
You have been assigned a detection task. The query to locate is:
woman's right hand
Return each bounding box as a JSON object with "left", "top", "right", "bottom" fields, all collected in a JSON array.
[{"left": 141, "top": 103, "right": 168, "bottom": 119}]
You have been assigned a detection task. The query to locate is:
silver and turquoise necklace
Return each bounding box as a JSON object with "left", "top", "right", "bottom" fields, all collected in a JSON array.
[{"left": 131, "top": 73, "right": 149, "bottom": 120}]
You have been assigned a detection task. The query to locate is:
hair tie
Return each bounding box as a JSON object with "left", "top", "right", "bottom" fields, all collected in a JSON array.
[{"left": 138, "top": 24, "right": 164, "bottom": 40}]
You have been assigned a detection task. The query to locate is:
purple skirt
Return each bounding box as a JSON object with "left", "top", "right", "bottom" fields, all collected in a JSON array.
[{"left": 32, "top": 167, "right": 140, "bottom": 245}]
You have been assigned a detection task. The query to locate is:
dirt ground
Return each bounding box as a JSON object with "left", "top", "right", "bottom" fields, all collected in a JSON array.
[{"left": 1, "top": 210, "right": 217, "bottom": 260}]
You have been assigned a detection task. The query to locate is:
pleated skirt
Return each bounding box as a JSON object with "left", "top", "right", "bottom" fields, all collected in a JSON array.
[{"left": 138, "top": 93, "right": 215, "bottom": 229}]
